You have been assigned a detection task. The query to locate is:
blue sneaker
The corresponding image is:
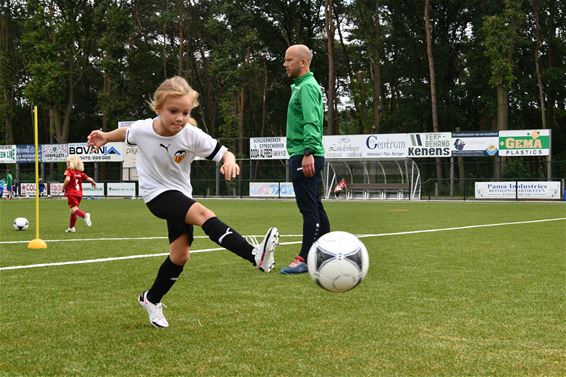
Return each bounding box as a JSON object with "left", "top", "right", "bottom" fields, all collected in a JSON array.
[{"left": 280, "top": 256, "right": 308, "bottom": 275}]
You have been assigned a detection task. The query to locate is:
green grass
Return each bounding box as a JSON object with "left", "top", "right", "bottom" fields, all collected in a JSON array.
[{"left": 1, "top": 198, "right": 565, "bottom": 376}]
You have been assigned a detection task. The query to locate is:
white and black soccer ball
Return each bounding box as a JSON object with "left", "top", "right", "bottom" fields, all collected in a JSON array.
[
  {"left": 13, "top": 217, "right": 29, "bottom": 231},
  {"left": 307, "top": 231, "right": 369, "bottom": 293}
]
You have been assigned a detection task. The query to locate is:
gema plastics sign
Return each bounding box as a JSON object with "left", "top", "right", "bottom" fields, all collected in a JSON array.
[{"left": 498, "top": 130, "right": 550, "bottom": 156}]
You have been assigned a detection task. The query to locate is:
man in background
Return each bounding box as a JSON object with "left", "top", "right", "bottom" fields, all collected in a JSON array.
[{"left": 281, "top": 44, "right": 330, "bottom": 274}]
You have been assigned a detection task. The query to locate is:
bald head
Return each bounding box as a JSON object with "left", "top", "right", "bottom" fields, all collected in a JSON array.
[
  {"left": 284, "top": 44, "right": 313, "bottom": 79},
  {"left": 289, "top": 44, "right": 313, "bottom": 64}
]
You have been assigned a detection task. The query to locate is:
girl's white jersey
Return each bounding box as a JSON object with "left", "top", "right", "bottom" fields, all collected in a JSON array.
[{"left": 126, "top": 118, "right": 227, "bottom": 203}]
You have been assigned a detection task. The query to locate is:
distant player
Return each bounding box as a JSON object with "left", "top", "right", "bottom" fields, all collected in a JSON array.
[
  {"left": 38, "top": 178, "right": 46, "bottom": 197},
  {"left": 333, "top": 177, "right": 349, "bottom": 198},
  {"left": 63, "top": 155, "right": 96, "bottom": 232},
  {"left": 5, "top": 169, "right": 13, "bottom": 200}
]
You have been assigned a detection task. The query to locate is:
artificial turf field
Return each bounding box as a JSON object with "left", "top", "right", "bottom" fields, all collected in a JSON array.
[{"left": 1, "top": 198, "right": 565, "bottom": 376}]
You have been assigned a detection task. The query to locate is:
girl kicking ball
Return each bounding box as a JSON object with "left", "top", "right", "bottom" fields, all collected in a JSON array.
[{"left": 87, "top": 76, "right": 279, "bottom": 328}]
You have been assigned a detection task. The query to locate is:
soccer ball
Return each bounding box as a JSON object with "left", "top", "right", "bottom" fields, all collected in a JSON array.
[
  {"left": 307, "top": 231, "right": 369, "bottom": 293},
  {"left": 13, "top": 217, "right": 29, "bottom": 231}
]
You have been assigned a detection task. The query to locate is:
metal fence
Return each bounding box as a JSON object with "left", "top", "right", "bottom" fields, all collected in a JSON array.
[{"left": 4, "top": 157, "right": 566, "bottom": 200}]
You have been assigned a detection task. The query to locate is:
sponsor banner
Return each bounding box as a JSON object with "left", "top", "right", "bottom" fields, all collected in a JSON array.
[
  {"left": 451, "top": 131, "right": 499, "bottom": 157},
  {"left": 19, "top": 182, "right": 37, "bottom": 196},
  {"left": 107, "top": 182, "right": 136, "bottom": 197},
  {"left": 0, "top": 145, "right": 17, "bottom": 163},
  {"left": 50, "top": 183, "right": 65, "bottom": 196},
  {"left": 83, "top": 183, "right": 105, "bottom": 197},
  {"left": 249, "top": 182, "right": 295, "bottom": 197},
  {"left": 17, "top": 144, "right": 41, "bottom": 163},
  {"left": 250, "top": 134, "right": 408, "bottom": 160},
  {"left": 68, "top": 142, "right": 125, "bottom": 162},
  {"left": 118, "top": 121, "right": 136, "bottom": 128},
  {"left": 325, "top": 134, "right": 408, "bottom": 159},
  {"left": 123, "top": 145, "right": 139, "bottom": 168},
  {"left": 122, "top": 167, "right": 139, "bottom": 181},
  {"left": 498, "top": 129, "right": 550, "bottom": 156},
  {"left": 475, "top": 181, "right": 561, "bottom": 199},
  {"left": 250, "top": 137, "right": 288, "bottom": 160},
  {"left": 408, "top": 132, "right": 452, "bottom": 157},
  {"left": 41, "top": 144, "right": 68, "bottom": 162},
  {"left": 19, "top": 182, "right": 48, "bottom": 197},
  {"left": 122, "top": 145, "right": 139, "bottom": 181}
]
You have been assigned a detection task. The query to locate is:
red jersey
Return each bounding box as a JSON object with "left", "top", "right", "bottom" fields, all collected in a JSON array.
[{"left": 64, "top": 169, "right": 89, "bottom": 197}]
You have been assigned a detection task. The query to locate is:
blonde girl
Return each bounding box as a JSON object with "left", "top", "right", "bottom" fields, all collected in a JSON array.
[
  {"left": 63, "top": 155, "right": 96, "bottom": 232},
  {"left": 87, "top": 76, "right": 278, "bottom": 328}
]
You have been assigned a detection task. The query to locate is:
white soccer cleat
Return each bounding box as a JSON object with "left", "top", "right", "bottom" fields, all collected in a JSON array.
[
  {"left": 84, "top": 213, "right": 92, "bottom": 227},
  {"left": 65, "top": 227, "right": 76, "bottom": 233},
  {"left": 252, "top": 227, "right": 279, "bottom": 272},
  {"left": 138, "top": 291, "right": 169, "bottom": 328}
]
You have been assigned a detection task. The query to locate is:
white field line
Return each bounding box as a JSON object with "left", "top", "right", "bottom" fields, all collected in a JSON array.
[
  {"left": 0, "top": 235, "right": 303, "bottom": 245},
  {"left": 1, "top": 217, "right": 564, "bottom": 271}
]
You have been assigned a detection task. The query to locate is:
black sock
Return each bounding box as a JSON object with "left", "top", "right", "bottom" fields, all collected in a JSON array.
[
  {"left": 147, "top": 257, "right": 184, "bottom": 304},
  {"left": 202, "top": 217, "right": 255, "bottom": 264}
]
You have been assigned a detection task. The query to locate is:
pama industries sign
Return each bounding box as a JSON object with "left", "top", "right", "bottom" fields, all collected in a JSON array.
[
  {"left": 68, "top": 142, "right": 125, "bottom": 162},
  {"left": 498, "top": 130, "right": 550, "bottom": 156},
  {"left": 475, "top": 181, "right": 561, "bottom": 199}
]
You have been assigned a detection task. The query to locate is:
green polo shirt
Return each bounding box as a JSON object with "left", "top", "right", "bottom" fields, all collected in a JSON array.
[{"left": 286, "top": 72, "right": 325, "bottom": 157}]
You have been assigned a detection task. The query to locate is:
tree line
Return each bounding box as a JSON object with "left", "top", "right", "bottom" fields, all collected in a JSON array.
[{"left": 1, "top": 0, "right": 564, "bottom": 179}]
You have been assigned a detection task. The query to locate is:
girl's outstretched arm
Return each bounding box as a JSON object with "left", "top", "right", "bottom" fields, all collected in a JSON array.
[{"left": 87, "top": 128, "right": 127, "bottom": 149}]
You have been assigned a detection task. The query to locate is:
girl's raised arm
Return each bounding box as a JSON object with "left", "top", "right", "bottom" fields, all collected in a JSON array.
[{"left": 87, "top": 128, "right": 127, "bottom": 149}]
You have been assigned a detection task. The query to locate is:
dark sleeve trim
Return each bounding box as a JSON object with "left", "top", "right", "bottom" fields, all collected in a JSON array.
[
  {"left": 125, "top": 129, "right": 136, "bottom": 146},
  {"left": 205, "top": 142, "right": 223, "bottom": 160}
]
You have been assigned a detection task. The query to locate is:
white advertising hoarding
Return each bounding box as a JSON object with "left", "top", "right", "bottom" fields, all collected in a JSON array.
[
  {"left": 249, "top": 182, "right": 295, "bottom": 197},
  {"left": 475, "top": 181, "right": 561, "bottom": 199},
  {"left": 324, "top": 134, "right": 408, "bottom": 159},
  {"left": 250, "top": 134, "right": 408, "bottom": 160},
  {"left": 50, "top": 183, "right": 64, "bottom": 196},
  {"left": 68, "top": 142, "right": 125, "bottom": 162},
  {"left": 0, "top": 145, "right": 16, "bottom": 163},
  {"left": 107, "top": 182, "right": 136, "bottom": 197},
  {"left": 41, "top": 144, "right": 68, "bottom": 162},
  {"left": 408, "top": 132, "right": 452, "bottom": 157},
  {"left": 250, "top": 137, "right": 288, "bottom": 160},
  {"left": 123, "top": 145, "right": 139, "bottom": 168},
  {"left": 19, "top": 183, "right": 37, "bottom": 197},
  {"left": 83, "top": 183, "right": 105, "bottom": 197}
]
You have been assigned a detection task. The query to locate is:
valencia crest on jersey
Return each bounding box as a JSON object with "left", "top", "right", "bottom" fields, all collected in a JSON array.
[{"left": 174, "top": 150, "right": 187, "bottom": 163}]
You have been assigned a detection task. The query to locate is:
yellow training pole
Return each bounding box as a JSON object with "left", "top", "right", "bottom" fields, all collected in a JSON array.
[{"left": 28, "top": 106, "right": 47, "bottom": 249}]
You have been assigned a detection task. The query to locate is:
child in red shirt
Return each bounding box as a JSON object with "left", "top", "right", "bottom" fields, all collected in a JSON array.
[{"left": 63, "top": 155, "right": 96, "bottom": 232}]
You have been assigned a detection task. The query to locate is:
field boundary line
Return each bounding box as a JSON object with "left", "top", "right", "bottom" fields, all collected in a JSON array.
[
  {"left": 0, "top": 234, "right": 304, "bottom": 245},
  {"left": 1, "top": 217, "right": 564, "bottom": 271},
  {"left": 356, "top": 217, "right": 566, "bottom": 238}
]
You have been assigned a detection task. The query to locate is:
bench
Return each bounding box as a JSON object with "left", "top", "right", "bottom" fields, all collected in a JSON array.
[{"left": 348, "top": 183, "right": 411, "bottom": 200}]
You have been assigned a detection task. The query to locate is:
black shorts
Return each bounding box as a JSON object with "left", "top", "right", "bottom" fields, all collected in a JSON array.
[{"left": 146, "top": 190, "right": 196, "bottom": 244}]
